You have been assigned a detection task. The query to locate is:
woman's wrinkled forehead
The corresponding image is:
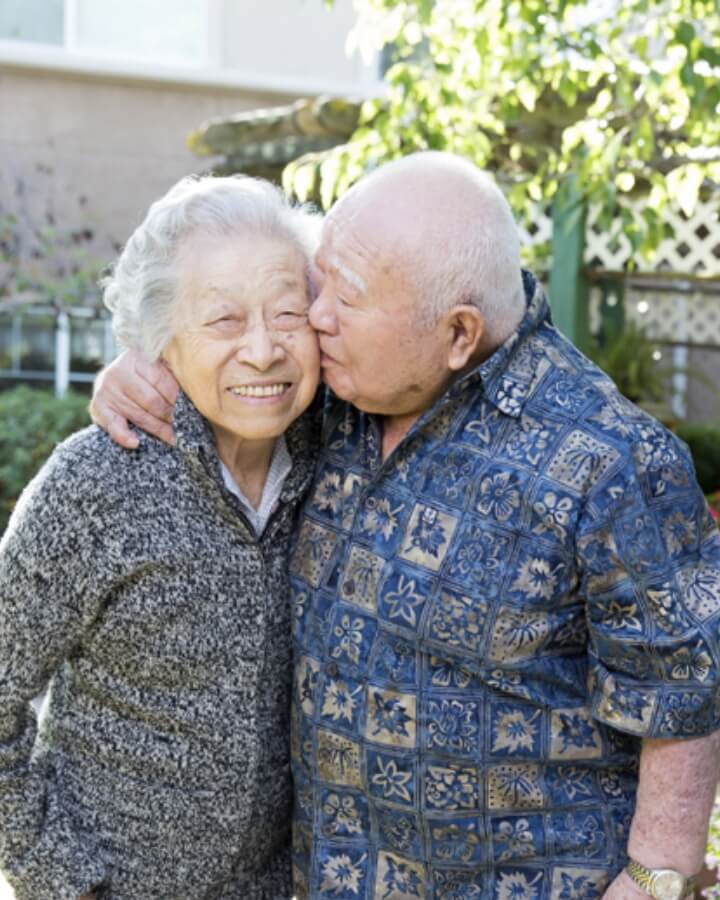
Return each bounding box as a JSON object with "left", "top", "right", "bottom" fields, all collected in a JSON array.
[{"left": 174, "top": 232, "right": 311, "bottom": 320}]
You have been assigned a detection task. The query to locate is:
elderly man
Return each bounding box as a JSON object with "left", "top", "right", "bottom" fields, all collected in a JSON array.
[{"left": 92, "top": 153, "right": 720, "bottom": 900}]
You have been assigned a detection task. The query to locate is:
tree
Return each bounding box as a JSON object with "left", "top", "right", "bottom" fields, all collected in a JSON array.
[{"left": 284, "top": 0, "right": 720, "bottom": 262}]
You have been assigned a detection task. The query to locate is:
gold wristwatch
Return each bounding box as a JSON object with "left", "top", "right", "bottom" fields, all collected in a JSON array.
[{"left": 625, "top": 859, "right": 697, "bottom": 900}]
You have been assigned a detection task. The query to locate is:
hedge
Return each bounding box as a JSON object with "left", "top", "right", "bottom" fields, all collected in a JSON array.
[
  {"left": 0, "top": 386, "right": 90, "bottom": 534},
  {"left": 676, "top": 423, "right": 720, "bottom": 496}
]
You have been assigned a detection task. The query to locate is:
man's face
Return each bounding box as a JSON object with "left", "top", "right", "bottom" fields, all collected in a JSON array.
[{"left": 309, "top": 203, "right": 452, "bottom": 420}]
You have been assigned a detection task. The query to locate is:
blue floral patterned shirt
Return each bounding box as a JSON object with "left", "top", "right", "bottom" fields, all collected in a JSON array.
[{"left": 289, "top": 272, "right": 720, "bottom": 900}]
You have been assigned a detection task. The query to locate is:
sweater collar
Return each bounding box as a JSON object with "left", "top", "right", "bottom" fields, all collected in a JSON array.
[{"left": 172, "top": 388, "right": 318, "bottom": 505}]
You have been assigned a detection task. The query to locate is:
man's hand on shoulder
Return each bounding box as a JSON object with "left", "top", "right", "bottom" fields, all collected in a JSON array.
[{"left": 90, "top": 350, "right": 179, "bottom": 448}]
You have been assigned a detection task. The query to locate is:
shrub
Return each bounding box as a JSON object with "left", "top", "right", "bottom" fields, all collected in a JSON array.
[
  {"left": 589, "top": 323, "right": 671, "bottom": 406},
  {"left": 676, "top": 424, "right": 720, "bottom": 496},
  {"left": 707, "top": 492, "right": 720, "bottom": 525},
  {"left": 0, "top": 386, "right": 90, "bottom": 535},
  {"left": 704, "top": 798, "right": 720, "bottom": 898}
]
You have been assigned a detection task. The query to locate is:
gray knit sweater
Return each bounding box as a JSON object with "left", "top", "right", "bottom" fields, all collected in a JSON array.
[{"left": 0, "top": 391, "right": 317, "bottom": 900}]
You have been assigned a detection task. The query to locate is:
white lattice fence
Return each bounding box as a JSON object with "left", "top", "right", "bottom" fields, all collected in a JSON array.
[
  {"left": 585, "top": 198, "right": 720, "bottom": 275},
  {"left": 586, "top": 196, "right": 720, "bottom": 347},
  {"left": 631, "top": 288, "right": 719, "bottom": 345},
  {"left": 519, "top": 195, "right": 720, "bottom": 348},
  {"left": 589, "top": 286, "right": 720, "bottom": 345},
  {"left": 517, "top": 213, "right": 553, "bottom": 256},
  {"left": 517, "top": 195, "right": 720, "bottom": 278}
]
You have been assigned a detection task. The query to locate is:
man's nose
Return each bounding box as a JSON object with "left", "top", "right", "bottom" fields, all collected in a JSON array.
[
  {"left": 236, "top": 322, "right": 284, "bottom": 370},
  {"left": 309, "top": 288, "right": 337, "bottom": 334}
]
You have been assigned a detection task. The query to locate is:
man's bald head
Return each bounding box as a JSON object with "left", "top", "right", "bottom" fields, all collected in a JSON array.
[{"left": 328, "top": 152, "right": 526, "bottom": 348}]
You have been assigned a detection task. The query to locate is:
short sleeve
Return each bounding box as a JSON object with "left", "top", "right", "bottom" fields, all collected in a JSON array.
[{"left": 576, "top": 420, "right": 720, "bottom": 739}]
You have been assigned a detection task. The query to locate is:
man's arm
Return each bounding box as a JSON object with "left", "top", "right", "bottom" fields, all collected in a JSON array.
[
  {"left": 575, "top": 425, "right": 720, "bottom": 897},
  {"left": 603, "top": 732, "right": 720, "bottom": 898},
  {"left": 90, "top": 350, "right": 179, "bottom": 447}
]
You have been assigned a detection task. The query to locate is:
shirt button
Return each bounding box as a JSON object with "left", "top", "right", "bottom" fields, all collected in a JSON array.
[{"left": 326, "top": 662, "right": 339, "bottom": 677}]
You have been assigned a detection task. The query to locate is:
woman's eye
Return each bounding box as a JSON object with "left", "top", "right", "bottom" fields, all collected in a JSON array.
[{"left": 275, "top": 310, "right": 308, "bottom": 330}]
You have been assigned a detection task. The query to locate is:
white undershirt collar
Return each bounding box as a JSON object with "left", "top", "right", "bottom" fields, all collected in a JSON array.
[{"left": 219, "top": 435, "right": 292, "bottom": 536}]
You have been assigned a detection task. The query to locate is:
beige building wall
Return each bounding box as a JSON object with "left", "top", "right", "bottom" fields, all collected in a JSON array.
[{"left": 0, "top": 64, "right": 298, "bottom": 259}]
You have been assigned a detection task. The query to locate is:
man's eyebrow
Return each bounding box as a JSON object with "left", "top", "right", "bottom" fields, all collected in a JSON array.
[{"left": 327, "top": 254, "right": 367, "bottom": 295}]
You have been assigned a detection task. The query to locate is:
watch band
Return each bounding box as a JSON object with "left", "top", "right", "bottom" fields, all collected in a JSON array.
[{"left": 626, "top": 858, "right": 697, "bottom": 900}]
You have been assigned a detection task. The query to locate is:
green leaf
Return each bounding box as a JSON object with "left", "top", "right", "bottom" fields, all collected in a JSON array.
[
  {"left": 557, "top": 76, "right": 579, "bottom": 107},
  {"left": 635, "top": 116, "right": 655, "bottom": 159},
  {"left": 681, "top": 58, "right": 697, "bottom": 87},
  {"left": 666, "top": 163, "right": 704, "bottom": 217},
  {"left": 604, "top": 128, "right": 627, "bottom": 168},
  {"left": 418, "top": 0, "right": 434, "bottom": 24},
  {"left": 634, "top": 35, "right": 649, "bottom": 59},
  {"left": 699, "top": 46, "right": 720, "bottom": 66},
  {"left": 517, "top": 79, "right": 539, "bottom": 112},
  {"left": 675, "top": 21, "right": 696, "bottom": 46}
]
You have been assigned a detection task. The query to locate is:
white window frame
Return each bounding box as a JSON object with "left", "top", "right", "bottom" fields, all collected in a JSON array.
[
  {"left": 0, "top": 306, "right": 116, "bottom": 396},
  {"left": 63, "top": 0, "right": 79, "bottom": 53},
  {"left": 0, "top": 0, "right": 383, "bottom": 97}
]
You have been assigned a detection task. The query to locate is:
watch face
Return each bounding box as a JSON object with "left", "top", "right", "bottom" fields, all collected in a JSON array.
[{"left": 654, "top": 871, "right": 685, "bottom": 900}]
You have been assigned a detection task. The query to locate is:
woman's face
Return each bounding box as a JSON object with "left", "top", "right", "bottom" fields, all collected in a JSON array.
[{"left": 163, "top": 232, "right": 320, "bottom": 444}]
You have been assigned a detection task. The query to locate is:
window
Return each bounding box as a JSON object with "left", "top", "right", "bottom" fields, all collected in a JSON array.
[
  {"left": 0, "top": 0, "right": 63, "bottom": 45},
  {"left": 0, "top": 309, "right": 116, "bottom": 394},
  {"left": 73, "top": 0, "right": 208, "bottom": 66},
  {"left": 0, "top": 0, "right": 380, "bottom": 94},
  {"left": 0, "top": 0, "right": 207, "bottom": 64}
]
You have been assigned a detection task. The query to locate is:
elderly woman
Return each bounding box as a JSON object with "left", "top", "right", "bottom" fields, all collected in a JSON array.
[{"left": 0, "top": 175, "right": 320, "bottom": 900}]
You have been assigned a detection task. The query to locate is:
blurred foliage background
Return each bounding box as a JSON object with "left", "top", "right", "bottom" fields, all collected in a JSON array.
[{"left": 284, "top": 0, "right": 719, "bottom": 270}]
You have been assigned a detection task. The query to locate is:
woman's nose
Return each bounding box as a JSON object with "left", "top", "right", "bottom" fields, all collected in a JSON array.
[
  {"left": 309, "top": 288, "right": 337, "bottom": 334},
  {"left": 236, "top": 322, "right": 284, "bottom": 370}
]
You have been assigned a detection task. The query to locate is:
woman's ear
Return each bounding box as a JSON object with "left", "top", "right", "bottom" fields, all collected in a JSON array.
[{"left": 446, "top": 305, "right": 485, "bottom": 371}]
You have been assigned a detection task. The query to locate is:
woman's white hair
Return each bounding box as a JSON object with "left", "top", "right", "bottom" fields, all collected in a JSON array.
[{"left": 103, "top": 174, "right": 320, "bottom": 360}]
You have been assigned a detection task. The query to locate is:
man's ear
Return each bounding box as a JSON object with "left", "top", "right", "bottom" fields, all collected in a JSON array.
[{"left": 446, "top": 305, "right": 485, "bottom": 371}]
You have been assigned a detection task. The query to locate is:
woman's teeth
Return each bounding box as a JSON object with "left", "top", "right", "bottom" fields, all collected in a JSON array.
[{"left": 229, "top": 384, "right": 289, "bottom": 397}]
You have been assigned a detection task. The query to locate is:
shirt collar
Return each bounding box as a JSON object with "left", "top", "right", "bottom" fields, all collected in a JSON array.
[
  {"left": 172, "top": 388, "right": 318, "bottom": 506},
  {"left": 446, "top": 269, "right": 552, "bottom": 418},
  {"left": 173, "top": 389, "right": 217, "bottom": 456},
  {"left": 219, "top": 434, "right": 292, "bottom": 536}
]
